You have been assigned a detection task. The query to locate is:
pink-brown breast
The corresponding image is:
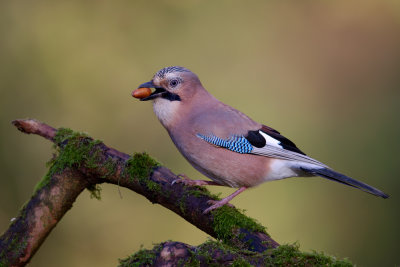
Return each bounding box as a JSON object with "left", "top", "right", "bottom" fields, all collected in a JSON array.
[
  {"left": 166, "top": 100, "right": 273, "bottom": 188},
  {"left": 170, "top": 128, "right": 273, "bottom": 188}
]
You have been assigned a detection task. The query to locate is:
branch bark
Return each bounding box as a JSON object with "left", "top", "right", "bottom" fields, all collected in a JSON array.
[
  {"left": 1, "top": 119, "right": 279, "bottom": 266},
  {"left": 0, "top": 168, "right": 89, "bottom": 266}
]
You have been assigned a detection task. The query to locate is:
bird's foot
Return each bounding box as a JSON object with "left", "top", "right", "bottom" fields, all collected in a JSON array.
[
  {"left": 202, "top": 187, "right": 247, "bottom": 214},
  {"left": 171, "top": 174, "right": 192, "bottom": 185},
  {"left": 203, "top": 199, "right": 235, "bottom": 214},
  {"left": 172, "top": 174, "right": 218, "bottom": 186}
]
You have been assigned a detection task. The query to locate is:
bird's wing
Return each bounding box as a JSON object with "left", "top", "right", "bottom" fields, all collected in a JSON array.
[{"left": 197, "top": 124, "right": 328, "bottom": 168}]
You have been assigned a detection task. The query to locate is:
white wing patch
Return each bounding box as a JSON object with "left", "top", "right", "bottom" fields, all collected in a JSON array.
[
  {"left": 251, "top": 131, "right": 329, "bottom": 168},
  {"left": 258, "top": 131, "right": 283, "bottom": 149}
]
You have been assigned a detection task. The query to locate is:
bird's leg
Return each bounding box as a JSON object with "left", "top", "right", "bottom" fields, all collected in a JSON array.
[
  {"left": 203, "top": 187, "right": 247, "bottom": 214},
  {"left": 172, "top": 174, "right": 223, "bottom": 186}
]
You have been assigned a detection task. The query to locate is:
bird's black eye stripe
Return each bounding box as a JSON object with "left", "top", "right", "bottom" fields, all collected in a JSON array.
[{"left": 161, "top": 91, "right": 181, "bottom": 101}]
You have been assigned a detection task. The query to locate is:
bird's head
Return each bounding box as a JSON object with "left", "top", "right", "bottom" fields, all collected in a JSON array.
[
  {"left": 133, "top": 66, "right": 206, "bottom": 127},
  {"left": 132, "top": 66, "right": 201, "bottom": 102}
]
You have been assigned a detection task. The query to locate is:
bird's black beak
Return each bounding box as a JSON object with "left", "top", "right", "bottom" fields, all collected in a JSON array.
[{"left": 135, "top": 81, "right": 167, "bottom": 101}]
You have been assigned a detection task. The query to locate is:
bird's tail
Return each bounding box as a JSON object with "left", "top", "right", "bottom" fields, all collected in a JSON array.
[{"left": 301, "top": 167, "right": 389, "bottom": 199}]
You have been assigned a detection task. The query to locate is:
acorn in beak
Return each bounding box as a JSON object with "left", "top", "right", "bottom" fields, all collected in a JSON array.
[{"left": 132, "top": 81, "right": 166, "bottom": 101}]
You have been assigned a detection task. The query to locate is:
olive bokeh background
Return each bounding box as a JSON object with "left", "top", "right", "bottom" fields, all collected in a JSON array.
[{"left": 1, "top": 1, "right": 399, "bottom": 266}]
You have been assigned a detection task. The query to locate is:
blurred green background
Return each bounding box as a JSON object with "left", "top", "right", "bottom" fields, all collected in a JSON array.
[{"left": 1, "top": 1, "right": 399, "bottom": 266}]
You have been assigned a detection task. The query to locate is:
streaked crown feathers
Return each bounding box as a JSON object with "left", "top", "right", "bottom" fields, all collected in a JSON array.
[{"left": 154, "top": 66, "right": 191, "bottom": 79}]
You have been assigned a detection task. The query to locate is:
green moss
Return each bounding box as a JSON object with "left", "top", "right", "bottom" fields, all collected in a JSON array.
[
  {"left": 60, "top": 128, "right": 101, "bottom": 165},
  {"left": 266, "top": 244, "right": 352, "bottom": 266},
  {"left": 124, "top": 153, "right": 161, "bottom": 192},
  {"left": 35, "top": 130, "right": 159, "bottom": 200},
  {"left": 187, "top": 186, "right": 220, "bottom": 199},
  {"left": 211, "top": 205, "right": 266, "bottom": 243},
  {"left": 51, "top": 128, "right": 102, "bottom": 171},
  {"left": 119, "top": 240, "right": 352, "bottom": 267},
  {"left": 33, "top": 173, "right": 52, "bottom": 193},
  {"left": 178, "top": 194, "right": 187, "bottom": 214},
  {"left": 124, "top": 153, "right": 160, "bottom": 180},
  {"left": 86, "top": 148, "right": 102, "bottom": 169},
  {"left": 231, "top": 258, "right": 254, "bottom": 267},
  {"left": 118, "top": 244, "right": 162, "bottom": 267},
  {"left": 34, "top": 128, "right": 103, "bottom": 198},
  {"left": 180, "top": 254, "right": 200, "bottom": 267},
  {"left": 195, "top": 240, "right": 238, "bottom": 266},
  {"left": 181, "top": 239, "right": 255, "bottom": 266},
  {"left": 0, "top": 234, "right": 28, "bottom": 267},
  {"left": 177, "top": 186, "right": 220, "bottom": 215},
  {"left": 101, "top": 157, "right": 117, "bottom": 178}
]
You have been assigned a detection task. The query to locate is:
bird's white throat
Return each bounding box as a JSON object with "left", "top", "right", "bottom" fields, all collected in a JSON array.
[{"left": 153, "top": 97, "right": 181, "bottom": 127}]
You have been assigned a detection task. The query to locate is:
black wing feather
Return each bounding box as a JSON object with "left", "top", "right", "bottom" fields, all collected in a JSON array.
[{"left": 245, "top": 125, "right": 306, "bottom": 155}]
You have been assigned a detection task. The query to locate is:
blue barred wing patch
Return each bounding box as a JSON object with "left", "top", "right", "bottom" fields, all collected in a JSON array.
[{"left": 197, "top": 134, "right": 253, "bottom": 154}]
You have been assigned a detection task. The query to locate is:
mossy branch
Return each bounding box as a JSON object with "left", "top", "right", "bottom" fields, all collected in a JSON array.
[
  {"left": 0, "top": 119, "right": 352, "bottom": 266},
  {"left": 119, "top": 240, "right": 351, "bottom": 267},
  {"left": 0, "top": 168, "right": 89, "bottom": 267}
]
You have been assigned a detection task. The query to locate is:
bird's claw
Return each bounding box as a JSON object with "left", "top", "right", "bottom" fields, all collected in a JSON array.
[
  {"left": 203, "top": 200, "right": 235, "bottom": 214},
  {"left": 171, "top": 174, "right": 193, "bottom": 186},
  {"left": 171, "top": 174, "right": 209, "bottom": 186}
]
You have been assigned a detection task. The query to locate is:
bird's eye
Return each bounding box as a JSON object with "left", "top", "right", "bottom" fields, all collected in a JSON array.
[{"left": 169, "top": 79, "right": 179, "bottom": 88}]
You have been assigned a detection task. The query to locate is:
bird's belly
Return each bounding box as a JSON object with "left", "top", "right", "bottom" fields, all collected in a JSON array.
[{"left": 176, "top": 139, "right": 273, "bottom": 188}]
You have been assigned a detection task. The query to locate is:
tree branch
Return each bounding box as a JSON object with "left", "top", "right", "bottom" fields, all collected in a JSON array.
[
  {"left": 1, "top": 119, "right": 280, "bottom": 266},
  {"left": 0, "top": 168, "right": 89, "bottom": 266},
  {"left": 2, "top": 119, "right": 352, "bottom": 266},
  {"left": 118, "top": 240, "right": 352, "bottom": 267}
]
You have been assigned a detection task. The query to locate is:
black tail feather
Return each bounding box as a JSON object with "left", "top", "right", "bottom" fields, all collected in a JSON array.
[{"left": 301, "top": 167, "right": 389, "bottom": 199}]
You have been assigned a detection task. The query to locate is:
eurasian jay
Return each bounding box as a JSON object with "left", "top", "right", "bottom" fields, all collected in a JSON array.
[{"left": 132, "top": 66, "right": 389, "bottom": 213}]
